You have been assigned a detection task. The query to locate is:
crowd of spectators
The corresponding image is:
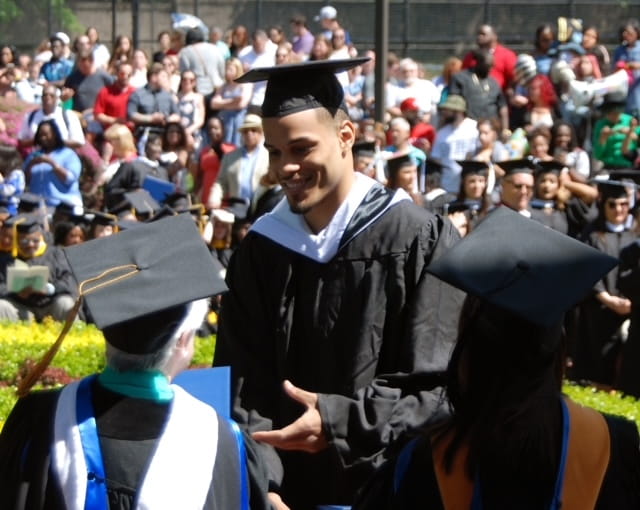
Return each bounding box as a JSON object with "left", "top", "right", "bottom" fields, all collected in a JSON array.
[{"left": 0, "top": 12, "right": 640, "bottom": 396}]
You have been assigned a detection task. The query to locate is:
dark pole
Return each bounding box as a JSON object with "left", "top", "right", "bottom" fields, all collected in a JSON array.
[
  {"left": 403, "top": 0, "right": 409, "bottom": 57},
  {"left": 194, "top": 0, "right": 199, "bottom": 17},
  {"left": 256, "top": 0, "right": 262, "bottom": 33},
  {"left": 132, "top": 0, "right": 140, "bottom": 49},
  {"left": 374, "top": 0, "right": 389, "bottom": 123},
  {"left": 484, "top": 0, "right": 491, "bottom": 24},
  {"left": 47, "top": 0, "right": 53, "bottom": 35},
  {"left": 111, "top": 0, "right": 117, "bottom": 47}
]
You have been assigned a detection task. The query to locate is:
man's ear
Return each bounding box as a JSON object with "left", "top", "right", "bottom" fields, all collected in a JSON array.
[{"left": 338, "top": 118, "right": 356, "bottom": 154}]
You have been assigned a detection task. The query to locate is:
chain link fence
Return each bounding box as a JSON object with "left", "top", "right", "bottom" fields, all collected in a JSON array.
[{"left": 4, "top": 0, "right": 639, "bottom": 65}]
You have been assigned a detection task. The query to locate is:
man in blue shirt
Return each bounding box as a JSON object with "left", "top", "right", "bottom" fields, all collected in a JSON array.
[{"left": 39, "top": 34, "right": 74, "bottom": 88}]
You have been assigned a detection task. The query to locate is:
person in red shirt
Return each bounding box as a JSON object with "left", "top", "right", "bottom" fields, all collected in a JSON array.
[
  {"left": 93, "top": 61, "right": 136, "bottom": 132},
  {"left": 196, "top": 116, "right": 235, "bottom": 207},
  {"left": 400, "top": 97, "right": 435, "bottom": 155},
  {"left": 462, "top": 24, "right": 517, "bottom": 92}
]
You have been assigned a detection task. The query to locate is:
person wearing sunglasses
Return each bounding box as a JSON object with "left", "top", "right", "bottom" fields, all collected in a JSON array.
[{"left": 572, "top": 179, "right": 637, "bottom": 388}]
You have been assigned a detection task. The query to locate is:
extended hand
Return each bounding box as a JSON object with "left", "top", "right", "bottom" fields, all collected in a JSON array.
[
  {"left": 251, "top": 380, "right": 328, "bottom": 453},
  {"left": 268, "top": 492, "right": 291, "bottom": 510}
]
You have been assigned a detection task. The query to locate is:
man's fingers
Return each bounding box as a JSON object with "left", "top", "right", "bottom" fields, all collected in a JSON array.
[
  {"left": 252, "top": 428, "right": 322, "bottom": 451},
  {"left": 283, "top": 379, "right": 317, "bottom": 407}
]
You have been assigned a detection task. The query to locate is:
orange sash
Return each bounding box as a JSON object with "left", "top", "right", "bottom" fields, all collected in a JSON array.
[{"left": 431, "top": 398, "right": 611, "bottom": 510}]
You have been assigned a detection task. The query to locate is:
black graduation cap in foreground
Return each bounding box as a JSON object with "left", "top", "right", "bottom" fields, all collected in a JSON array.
[
  {"left": 427, "top": 207, "right": 617, "bottom": 328},
  {"left": 236, "top": 57, "right": 369, "bottom": 117},
  {"left": 16, "top": 214, "right": 228, "bottom": 396},
  {"left": 64, "top": 214, "right": 227, "bottom": 352}
]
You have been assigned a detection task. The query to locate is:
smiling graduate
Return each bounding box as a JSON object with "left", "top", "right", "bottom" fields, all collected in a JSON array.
[{"left": 213, "top": 58, "right": 465, "bottom": 510}]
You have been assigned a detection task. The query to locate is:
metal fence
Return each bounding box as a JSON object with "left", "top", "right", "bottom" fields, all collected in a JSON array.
[{"left": 6, "top": 0, "right": 640, "bottom": 65}]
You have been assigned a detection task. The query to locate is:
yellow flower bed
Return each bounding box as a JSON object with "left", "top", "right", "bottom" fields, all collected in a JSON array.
[
  {"left": 0, "top": 319, "right": 216, "bottom": 427},
  {"left": 0, "top": 320, "right": 639, "bottom": 435}
]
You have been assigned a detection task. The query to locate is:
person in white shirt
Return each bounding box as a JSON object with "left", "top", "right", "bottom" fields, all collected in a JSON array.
[
  {"left": 18, "top": 84, "right": 85, "bottom": 149},
  {"left": 239, "top": 30, "right": 276, "bottom": 108},
  {"left": 387, "top": 58, "right": 441, "bottom": 123},
  {"left": 430, "top": 95, "right": 479, "bottom": 193}
]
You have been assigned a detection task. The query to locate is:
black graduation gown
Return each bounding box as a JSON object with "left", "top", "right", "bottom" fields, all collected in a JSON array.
[
  {"left": 0, "top": 245, "right": 76, "bottom": 308},
  {"left": 617, "top": 240, "right": 640, "bottom": 397},
  {"left": 530, "top": 197, "right": 596, "bottom": 238},
  {"left": 214, "top": 196, "right": 465, "bottom": 510},
  {"left": 572, "top": 221, "right": 637, "bottom": 385},
  {"left": 530, "top": 200, "right": 569, "bottom": 235},
  {"left": 250, "top": 186, "right": 285, "bottom": 223},
  {"left": 0, "top": 381, "right": 270, "bottom": 510},
  {"left": 352, "top": 413, "right": 640, "bottom": 510},
  {"left": 104, "top": 159, "right": 170, "bottom": 210},
  {"left": 423, "top": 189, "right": 457, "bottom": 215}
]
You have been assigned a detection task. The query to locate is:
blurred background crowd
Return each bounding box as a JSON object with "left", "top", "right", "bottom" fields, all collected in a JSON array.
[{"left": 1, "top": 9, "right": 640, "bottom": 395}]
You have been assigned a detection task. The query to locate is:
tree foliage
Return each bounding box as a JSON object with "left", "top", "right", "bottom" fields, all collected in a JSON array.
[
  {"left": 0, "top": 0, "right": 21, "bottom": 25},
  {"left": 0, "top": 0, "right": 82, "bottom": 33}
]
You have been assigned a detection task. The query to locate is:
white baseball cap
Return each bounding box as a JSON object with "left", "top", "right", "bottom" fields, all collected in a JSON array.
[
  {"left": 314, "top": 5, "right": 337, "bottom": 21},
  {"left": 53, "top": 32, "right": 70, "bottom": 45}
]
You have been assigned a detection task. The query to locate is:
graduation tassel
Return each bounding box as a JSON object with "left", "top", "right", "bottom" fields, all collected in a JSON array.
[
  {"left": 16, "top": 296, "right": 84, "bottom": 398},
  {"left": 16, "top": 264, "right": 141, "bottom": 398}
]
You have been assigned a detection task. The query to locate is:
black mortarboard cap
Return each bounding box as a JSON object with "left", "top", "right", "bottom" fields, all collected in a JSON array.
[
  {"left": 223, "top": 197, "right": 250, "bottom": 221},
  {"left": 353, "top": 140, "right": 376, "bottom": 158},
  {"left": 164, "top": 191, "right": 190, "bottom": 211},
  {"left": 426, "top": 157, "right": 445, "bottom": 175},
  {"left": 446, "top": 199, "right": 482, "bottom": 214},
  {"left": 123, "top": 189, "right": 160, "bottom": 217},
  {"left": 457, "top": 160, "right": 489, "bottom": 177},
  {"left": 17, "top": 192, "right": 45, "bottom": 213},
  {"left": 109, "top": 201, "right": 136, "bottom": 219},
  {"left": 11, "top": 213, "right": 44, "bottom": 234},
  {"left": 500, "top": 157, "right": 538, "bottom": 176},
  {"left": 606, "top": 170, "right": 640, "bottom": 186},
  {"left": 115, "top": 218, "right": 142, "bottom": 231},
  {"left": 147, "top": 205, "right": 178, "bottom": 223},
  {"left": 596, "top": 180, "right": 631, "bottom": 200},
  {"left": 235, "top": 57, "right": 370, "bottom": 117},
  {"left": 89, "top": 211, "right": 118, "bottom": 227},
  {"left": 55, "top": 201, "right": 84, "bottom": 219},
  {"left": 426, "top": 207, "right": 618, "bottom": 328},
  {"left": 535, "top": 160, "right": 565, "bottom": 176},
  {"left": 387, "top": 154, "right": 416, "bottom": 178},
  {"left": 63, "top": 215, "right": 227, "bottom": 346}
]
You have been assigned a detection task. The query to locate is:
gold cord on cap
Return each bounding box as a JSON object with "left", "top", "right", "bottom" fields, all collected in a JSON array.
[{"left": 16, "top": 264, "right": 140, "bottom": 398}]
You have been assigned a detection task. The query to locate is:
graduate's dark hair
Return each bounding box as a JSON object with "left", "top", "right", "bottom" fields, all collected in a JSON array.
[
  {"left": 436, "top": 295, "right": 564, "bottom": 510},
  {"left": 53, "top": 220, "right": 86, "bottom": 246}
]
